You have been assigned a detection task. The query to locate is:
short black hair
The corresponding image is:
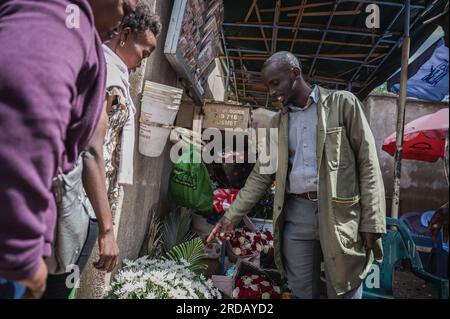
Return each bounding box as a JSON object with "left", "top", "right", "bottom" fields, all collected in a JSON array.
[
  {"left": 122, "top": 1, "right": 162, "bottom": 37},
  {"left": 262, "top": 51, "right": 302, "bottom": 72}
]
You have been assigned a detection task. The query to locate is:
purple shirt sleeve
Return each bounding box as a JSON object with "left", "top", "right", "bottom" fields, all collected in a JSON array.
[{"left": 0, "top": 0, "right": 104, "bottom": 281}]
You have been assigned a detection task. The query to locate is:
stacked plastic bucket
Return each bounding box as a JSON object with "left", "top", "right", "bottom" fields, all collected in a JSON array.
[{"left": 139, "top": 81, "right": 183, "bottom": 157}]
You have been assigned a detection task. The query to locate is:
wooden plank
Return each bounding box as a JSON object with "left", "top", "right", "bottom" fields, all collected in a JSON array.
[
  {"left": 259, "top": 1, "right": 335, "bottom": 13},
  {"left": 244, "top": 0, "right": 257, "bottom": 22},
  {"left": 237, "top": 21, "right": 395, "bottom": 36},
  {"left": 272, "top": 0, "right": 281, "bottom": 53},
  {"left": 226, "top": 35, "right": 389, "bottom": 49},
  {"left": 232, "top": 68, "right": 240, "bottom": 103},
  {"left": 335, "top": 54, "right": 386, "bottom": 78},
  {"left": 221, "top": 53, "right": 383, "bottom": 60},
  {"left": 254, "top": 3, "right": 271, "bottom": 52},
  {"left": 238, "top": 50, "right": 247, "bottom": 98},
  {"left": 286, "top": 10, "right": 362, "bottom": 17},
  {"left": 289, "top": 0, "right": 307, "bottom": 52}
]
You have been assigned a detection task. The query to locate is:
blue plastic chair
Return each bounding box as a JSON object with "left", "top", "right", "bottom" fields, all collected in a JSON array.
[
  {"left": 363, "top": 218, "right": 449, "bottom": 299},
  {"left": 400, "top": 211, "right": 449, "bottom": 278}
]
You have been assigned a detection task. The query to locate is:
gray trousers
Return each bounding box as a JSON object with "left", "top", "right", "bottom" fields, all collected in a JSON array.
[{"left": 282, "top": 196, "right": 363, "bottom": 299}]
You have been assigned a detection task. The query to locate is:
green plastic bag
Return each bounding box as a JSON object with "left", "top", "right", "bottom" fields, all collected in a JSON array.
[{"left": 169, "top": 146, "right": 213, "bottom": 212}]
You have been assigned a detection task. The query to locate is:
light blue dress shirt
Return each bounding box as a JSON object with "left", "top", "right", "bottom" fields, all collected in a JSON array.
[{"left": 286, "top": 85, "right": 320, "bottom": 194}]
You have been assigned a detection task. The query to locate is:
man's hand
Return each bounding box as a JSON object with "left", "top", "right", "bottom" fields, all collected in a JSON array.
[
  {"left": 18, "top": 258, "right": 48, "bottom": 299},
  {"left": 360, "top": 232, "right": 381, "bottom": 251},
  {"left": 94, "top": 230, "right": 119, "bottom": 272},
  {"left": 207, "top": 216, "right": 235, "bottom": 244}
]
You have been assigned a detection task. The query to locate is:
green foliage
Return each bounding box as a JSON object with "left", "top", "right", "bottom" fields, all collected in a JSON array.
[
  {"left": 165, "top": 237, "right": 207, "bottom": 273},
  {"left": 161, "top": 207, "right": 194, "bottom": 253},
  {"left": 140, "top": 208, "right": 163, "bottom": 258}
]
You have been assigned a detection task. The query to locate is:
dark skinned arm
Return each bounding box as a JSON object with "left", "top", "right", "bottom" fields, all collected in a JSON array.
[{"left": 82, "top": 101, "right": 119, "bottom": 273}]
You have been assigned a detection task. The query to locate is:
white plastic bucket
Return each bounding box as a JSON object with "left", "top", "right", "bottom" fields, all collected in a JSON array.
[
  {"left": 138, "top": 81, "right": 183, "bottom": 157},
  {"left": 142, "top": 91, "right": 182, "bottom": 103},
  {"left": 144, "top": 81, "right": 184, "bottom": 95},
  {"left": 141, "top": 98, "right": 179, "bottom": 126},
  {"left": 138, "top": 123, "right": 171, "bottom": 157}
]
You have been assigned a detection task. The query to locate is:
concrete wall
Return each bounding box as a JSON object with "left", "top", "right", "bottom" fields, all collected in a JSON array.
[
  {"left": 363, "top": 93, "right": 449, "bottom": 216},
  {"left": 79, "top": 0, "right": 178, "bottom": 298}
]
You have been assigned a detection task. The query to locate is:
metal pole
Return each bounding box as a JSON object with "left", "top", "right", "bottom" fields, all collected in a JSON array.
[
  {"left": 391, "top": 0, "right": 411, "bottom": 220},
  {"left": 357, "top": 1, "right": 435, "bottom": 95},
  {"left": 221, "top": 27, "right": 232, "bottom": 99},
  {"left": 348, "top": 5, "right": 405, "bottom": 84},
  {"left": 271, "top": 0, "right": 281, "bottom": 53},
  {"left": 309, "top": 0, "right": 340, "bottom": 78}
]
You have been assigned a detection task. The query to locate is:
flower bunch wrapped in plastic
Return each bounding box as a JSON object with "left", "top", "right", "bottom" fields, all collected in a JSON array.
[
  {"left": 229, "top": 227, "right": 274, "bottom": 257},
  {"left": 212, "top": 188, "right": 239, "bottom": 213},
  {"left": 105, "top": 257, "right": 222, "bottom": 299},
  {"left": 232, "top": 273, "right": 281, "bottom": 299}
]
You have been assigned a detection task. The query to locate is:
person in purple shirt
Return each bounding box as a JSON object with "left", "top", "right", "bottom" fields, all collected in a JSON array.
[{"left": 0, "top": 0, "right": 136, "bottom": 299}]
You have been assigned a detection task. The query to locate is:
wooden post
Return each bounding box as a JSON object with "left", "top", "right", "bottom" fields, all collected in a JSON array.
[{"left": 391, "top": 0, "right": 411, "bottom": 220}]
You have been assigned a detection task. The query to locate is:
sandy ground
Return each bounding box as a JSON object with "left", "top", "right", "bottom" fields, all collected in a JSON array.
[
  {"left": 393, "top": 268, "right": 441, "bottom": 299},
  {"left": 201, "top": 258, "right": 447, "bottom": 299}
]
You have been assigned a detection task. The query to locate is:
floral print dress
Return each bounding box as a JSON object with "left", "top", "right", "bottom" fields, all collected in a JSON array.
[{"left": 104, "top": 86, "right": 130, "bottom": 218}]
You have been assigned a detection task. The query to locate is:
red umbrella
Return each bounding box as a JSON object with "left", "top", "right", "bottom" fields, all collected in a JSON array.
[{"left": 382, "top": 108, "right": 449, "bottom": 162}]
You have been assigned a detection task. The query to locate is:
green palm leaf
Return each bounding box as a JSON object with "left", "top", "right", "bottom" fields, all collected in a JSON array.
[
  {"left": 161, "top": 207, "right": 193, "bottom": 253},
  {"left": 165, "top": 237, "right": 207, "bottom": 273}
]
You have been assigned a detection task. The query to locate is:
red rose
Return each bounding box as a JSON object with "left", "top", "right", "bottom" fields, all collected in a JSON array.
[
  {"left": 260, "top": 285, "right": 272, "bottom": 293},
  {"left": 254, "top": 291, "right": 262, "bottom": 299},
  {"left": 231, "top": 240, "right": 240, "bottom": 248},
  {"left": 236, "top": 278, "right": 243, "bottom": 288},
  {"left": 261, "top": 239, "right": 267, "bottom": 245},
  {"left": 234, "top": 231, "right": 242, "bottom": 238},
  {"left": 270, "top": 291, "right": 280, "bottom": 299},
  {"left": 242, "top": 288, "right": 252, "bottom": 299},
  {"left": 243, "top": 227, "right": 251, "bottom": 233},
  {"left": 253, "top": 276, "right": 264, "bottom": 284}
]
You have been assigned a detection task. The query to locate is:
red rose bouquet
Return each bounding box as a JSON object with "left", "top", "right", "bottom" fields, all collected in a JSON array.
[
  {"left": 232, "top": 273, "right": 281, "bottom": 299},
  {"left": 229, "top": 227, "right": 274, "bottom": 257}
]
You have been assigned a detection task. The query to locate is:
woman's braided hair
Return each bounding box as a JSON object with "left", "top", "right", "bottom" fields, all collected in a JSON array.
[{"left": 122, "top": 1, "right": 162, "bottom": 37}]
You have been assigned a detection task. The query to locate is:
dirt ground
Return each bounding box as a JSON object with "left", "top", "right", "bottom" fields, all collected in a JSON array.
[
  {"left": 393, "top": 268, "right": 441, "bottom": 299},
  {"left": 201, "top": 257, "right": 447, "bottom": 299}
]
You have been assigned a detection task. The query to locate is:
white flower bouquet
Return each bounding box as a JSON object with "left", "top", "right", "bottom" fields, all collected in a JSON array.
[{"left": 105, "top": 257, "right": 222, "bottom": 299}]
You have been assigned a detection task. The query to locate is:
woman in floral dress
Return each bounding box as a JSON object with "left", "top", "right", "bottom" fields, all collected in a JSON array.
[{"left": 78, "top": 2, "right": 162, "bottom": 298}]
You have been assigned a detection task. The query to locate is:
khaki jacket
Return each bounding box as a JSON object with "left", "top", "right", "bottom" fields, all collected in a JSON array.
[{"left": 225, "top": 86, "right": 386, "bottom": 295}]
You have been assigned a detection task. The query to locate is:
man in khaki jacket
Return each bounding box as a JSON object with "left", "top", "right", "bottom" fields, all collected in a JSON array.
[{"left": 208, "top": 51, "right": 386, "bottom": 299}]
